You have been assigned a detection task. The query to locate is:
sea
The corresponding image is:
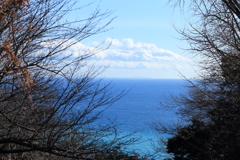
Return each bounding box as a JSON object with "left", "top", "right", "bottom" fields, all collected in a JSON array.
[{"left": 96, "top": 78, "right": 188, "bottom": 159}]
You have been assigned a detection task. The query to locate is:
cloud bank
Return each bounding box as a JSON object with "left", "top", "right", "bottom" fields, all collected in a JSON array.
[
  {"left": 64, "top": 38, "right": 196, "bottom": 79},
  {"left": 92, "top": 38, "right": 190, "bottom": 68}
]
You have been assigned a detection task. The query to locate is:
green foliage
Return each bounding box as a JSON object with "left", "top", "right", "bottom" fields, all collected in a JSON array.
[{"left": 167, "top": 120, "right": 211, "bottom": 160}]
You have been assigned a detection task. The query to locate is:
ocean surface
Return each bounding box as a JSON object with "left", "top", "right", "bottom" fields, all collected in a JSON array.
[{"left": 97, "top": 78, "right": 188, "bottom": 158}]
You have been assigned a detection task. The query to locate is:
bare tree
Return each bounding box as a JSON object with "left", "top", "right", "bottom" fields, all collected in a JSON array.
[
  {"left": 0, "top": 0, "right": 138, "bottom": 159},
  {"left": 154, "top": 0, "right": 240, "bottom": 159},
  {"left": 168, "top": 0, "right": 240, "bottom": 123}
]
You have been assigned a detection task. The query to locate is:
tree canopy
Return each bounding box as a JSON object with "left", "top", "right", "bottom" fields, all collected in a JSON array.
[
  {"left": 156, "top": 0, "right": 240, "bottom": 159},
  {"left": 0, "top": 0, "right": 139, "bottom": 159}
]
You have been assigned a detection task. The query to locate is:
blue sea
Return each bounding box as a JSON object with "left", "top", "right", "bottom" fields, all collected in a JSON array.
[{"left": 97, "top": 78, "right": 188, "bottom": 159}]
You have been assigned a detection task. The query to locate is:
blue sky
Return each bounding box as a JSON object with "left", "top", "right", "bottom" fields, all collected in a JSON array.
[{"left": 70, "top": 0, "right": 198, "bottom": 79}]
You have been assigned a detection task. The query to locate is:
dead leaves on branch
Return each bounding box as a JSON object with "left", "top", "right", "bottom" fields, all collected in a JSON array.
[{"left": 0, "top": 0, "right": 34, "bottom": 106}]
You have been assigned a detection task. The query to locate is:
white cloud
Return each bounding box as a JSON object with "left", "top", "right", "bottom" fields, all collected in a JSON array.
[
  {"left": 90, "top": 38, "right": 191, "bottom": 70},
  {"left": 49, "top": 38, "right": 197, "bottom": 79}
]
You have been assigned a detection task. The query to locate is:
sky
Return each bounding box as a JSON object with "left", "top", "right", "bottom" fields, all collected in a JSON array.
[{"left": 69, "top": 0, "right": 198, "bottom": 79}]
